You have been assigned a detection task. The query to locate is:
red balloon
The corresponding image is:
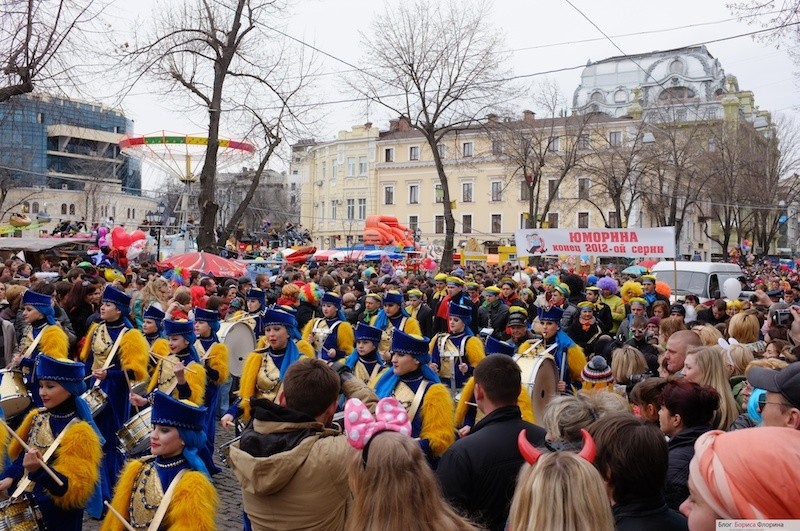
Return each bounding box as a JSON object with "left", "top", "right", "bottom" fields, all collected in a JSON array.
[{"left": 131, "top": 230, "right": 147, "bottom": 242}]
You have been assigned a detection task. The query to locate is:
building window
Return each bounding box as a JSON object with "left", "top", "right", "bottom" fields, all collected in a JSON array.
[
  {"left": 520, "top": 213, "right": 528, "bottom": 229},
  {"left": 358, "top": 156, "right": 367, "bottom": 175},
  {"left": 132, "top": 208, "right": 135, "bottom": 219},
  {"left": 321, "top": 161, "right": 326, "bottom": 177},
  {"left": 614, "top": 89, "right": 627, "bottom": 103},
  {"left": 347, "top": 157, "right": 356, "bottom": 177},
  {"left": 462, "top": 182, "right": 473, "bottom": 203},
  {"left": 61, "top": 203, "right": 67, "bottom": 215},
  {"left": 437, "top": 143, "right": 446, "bottom": 159},
  {"left": 491, "top": 214, "right": 502, "bottom": 233},
  {"left": 669, "top": 59, "right": 684, "bottom": 74},
  {"left": 385, "top": 148, "right": 394, "bottom": 162},
  {"left": 409, "top": 184, "right": 419, "bottom": 205},
  {"left": 708, "top": 138, "right": 717, "bottom": 152},
  {"left": 332, "top": 161, "right": 338, "bottom": 177},
  {"left": 578, "top": 134, "right": 590, "bottom": 149},
  {"left": 331, "top": 201, "right": 338, "bottom": 220},
  {"left": 462, "top": 215, "right": 472, "bottom": 234},
  {"left": 609, "top": 131, "right": 622, "bottom": 146},
  {"left": 590, "top": 91, "right": 605, "bottom": 103},
  {"left": 463, "top": 142, "right": 473, "bottom": 158},
  {"left": 675, "top": 108, "right": 687, "bottom": 122},
  {"left": 37, "top": 112, "right": 44, "bottom": 124},
  {"left": 547, "top": 213, "right": 559, "bottom": 229},
  {"left": 608, "top": 211, "right": 619, "bottom": 228},
  {"left": 321, "top": 201, "right": 325, "bottom": 220},
  {"left": 290, "top": 182, "right": 297, "bottom": 191},
  {"left": 578, "top": 178, "right": 590, "bottom": 199},
  {"left": 547, "top": 136, "right": 560, "bottom": 152},
  {"left": 435, "top": 183, "right": 444, "bottom": 203},
  {"left": 69, "top": 204, "right": 76, "bottom": 216},
  {"left": 358, "top": 198, "right": 366, "bottom": 220},
  {"left": 435, "top": 215, "right": 444, "bottom": 234},
  {"left": 548, "top": 179, "right": 559, "bottom": 199},
  {"left": 126, "top": 208, "right": 131, "bottom": 219},
  {"left": 409, "top": 215, "right": 419, "bottom": 234},
  {"left": 384, "top": 186, "right": 395, "bottom": 205},
  {"left": 491, "top": 181, "right": 503, "bottom": 202},
  {"left": 409, "top": 146, "right": 420, "bottom": 161},
  {"left": 31, "top": 202, "right": 39, "bottom": 214},
  {"left": 521, "top": 180, "right": 531, "bottom": 201},
  {"left": 492, "top": 140, "right": 503, "bottom": 156},
  {"left": 578, "top": 212, "right": 589, "bottom": 228},
  {"left": 347, "top": 198, "right": 355, "bottom": 220}
]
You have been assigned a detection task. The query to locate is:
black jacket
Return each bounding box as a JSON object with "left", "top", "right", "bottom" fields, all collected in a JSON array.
[
  {"left": 436, "top": 406, "right": 546, "bottom": 531},
  {"left": 295, "top": 301, "right": 320, "bottom": 332},
  {"left": 478, "top": 300, "right": 509, "bottom": 340},
  {"left": 665, "top": 425, "right": 711, "bottom": 511},
  {"left": 613, "top": 495, "right": 688, "bottom": 531},
  {"left": 413, "top": 303, "right": 434, "bottom": 339}
]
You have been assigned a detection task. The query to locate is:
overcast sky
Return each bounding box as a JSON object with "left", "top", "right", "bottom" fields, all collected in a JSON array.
[{"left": 113, "top": 0, "right": 797, "bottom": 188}]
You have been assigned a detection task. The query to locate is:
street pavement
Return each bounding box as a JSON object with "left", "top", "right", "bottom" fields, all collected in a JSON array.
[{"left": 83, "top": 424, "right": 245, "bottom": 530}]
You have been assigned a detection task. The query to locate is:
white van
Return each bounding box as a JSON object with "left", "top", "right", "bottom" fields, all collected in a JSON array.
[{"left": 651, "top": 261, "right": 743, "bottom": 303}]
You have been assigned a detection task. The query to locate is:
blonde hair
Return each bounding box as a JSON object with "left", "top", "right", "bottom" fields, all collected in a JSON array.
[
  {"left": 280, "top": 284, "right": 300, "bottom": 304},
  {"left": 694, "top": 323, "right": 724, "bottom": 346},
  {"left": 685, "top": 346, "right": 740, "bottom": 430},
  {"left": 610, "top": 346, "right": 647, "bottom": 384},
  {"left": 727, "top": 344, "right": 754, "bottom": 377},
  {"left": 347, "top": 432, "right": 476, "bottom": 531},
  {"left": 728, "top": 311, "right": 761, "bottom": 344},
  {"left": 509, "top": 452, "right": 614, "bottom": 531},
  {"left": 744, "top": 357, "right": 789, "bottom": 377},
  {"left": 138, "top": 277, "right": 170, "bottom": 311},
  {"left": 542, "top": 394, "right": 599, "bottom": 442}
]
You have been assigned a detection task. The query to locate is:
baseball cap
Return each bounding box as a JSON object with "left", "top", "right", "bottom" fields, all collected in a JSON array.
[
  {"left": 748, "top": 362, "right": 800, "bottom": 410},
  {"left": 238, "top": 276, "right": 253, "bottom": 285}
]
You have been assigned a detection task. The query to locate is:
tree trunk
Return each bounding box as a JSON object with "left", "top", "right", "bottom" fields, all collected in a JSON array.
[{"left": 427, "top": 134, "right": 454, "bottom": 272}]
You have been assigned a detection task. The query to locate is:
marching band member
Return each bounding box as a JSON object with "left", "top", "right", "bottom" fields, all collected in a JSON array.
[
  {"left": 344, "top": 322, "right": 386, "bottom": 385},
  {"left": 372, "top": 291, "right": 422, "bottom": 356},
  {"left": 0, "top": 355, "right": 103, "bottom": 530},
  {"left": 221, "top": 307, "right": 314, "bottom": 427},
  {"left": 301, "top": 292, "right": 354, "bottom": 362},
  {"left": 193, "top": 308, "right": 230, "bottom": 475},
  {"left": 454, "top": 336, "right": 535, "bottom": 429},
  {"left": 130, "top": 319, "right": 206, "bottom": 407},
  {"left": 231, "top": 288, "right": 266, "bottom": 343},
  {"left": 79, "top": 285, "right": 148, "bottom": 502},
  {"left": 430, "top": 302, "right": 485, "bottom": 394},
  {"left": 537, "top": 306, "right": 585, "bottom": 393},
  {"left": 142, "top": 305, "right": 168, "bottom": 374},
  {"left": 101, "top": 391, "right": 217, "bottom": 531},
  {"left": 373, "top": 329, "right": 455, "bottom": 468},
  {"left": 14, "top": 289, "right": 70, "bottom": 408}
]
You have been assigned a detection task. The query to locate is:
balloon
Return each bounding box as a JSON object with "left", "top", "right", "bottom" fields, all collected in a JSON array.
[
  {"left": 131, "top": 230, "right": 147, "bottom": 242},
  {"left": 127, "top": 240, "right": 146, "bottom": 261},
  {"left": 723, "top": 277, "right": 742, "bottom": 300},
  {"left": 104, "top": 268, "right": 125, "bottom": 283},
  {"left": 98, "top": 235, "right": 109, "bottom": 247},
  {"left": 98, "top": 227, "right": 108, "bottom": 237}
]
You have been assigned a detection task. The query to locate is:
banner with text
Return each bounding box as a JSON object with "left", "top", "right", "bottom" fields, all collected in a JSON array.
[{"left": 514, "top": 227, "right": 676, "bottom": 258}]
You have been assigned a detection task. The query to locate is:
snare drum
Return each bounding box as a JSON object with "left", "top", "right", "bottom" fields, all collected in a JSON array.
[
  {"left": 0, "top": 495, "right": 46, "bottom": 531},
  {"left": 79, "top": 386, "right": 108, "bottom": 417},
  {"left": 218, "top": 436, "right": 241, "bottom": 467},
  {"left": 0, "top": 370, "right": 31, "bottom": 419},
  {"left": 516, "top": 354, "right": 558, "bottom": 422},
  {"left": 219, "top": 321, "right": 256, "bottom": 377},
  {"left": 117, "top": 406, "right": 152, "bottom": 457},
  {"left": 129, "top": 380, "right": 148, "bottom": 396}
]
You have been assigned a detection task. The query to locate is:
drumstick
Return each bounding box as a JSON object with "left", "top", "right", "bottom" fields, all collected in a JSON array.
[
  {"left": 150, "top": 353, "right": 198, "bottom": 374},
  {"left": 104, "top": 501, "right": 136, "bottom": 531},
  {"left": 121, "top": 365, "right": 139, "bottom": 414},
  {"left": 0, "top": 418, "right": 64, "bottom": 487}
]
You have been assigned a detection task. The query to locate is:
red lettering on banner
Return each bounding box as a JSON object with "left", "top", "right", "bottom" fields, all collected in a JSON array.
[{"left": 570, "top": 231, "right": 640, "bottom": 244}]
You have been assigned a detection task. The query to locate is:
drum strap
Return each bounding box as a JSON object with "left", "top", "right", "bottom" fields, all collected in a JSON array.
[
  {"left": 407, "top": 380, "right": 430, "bottom": 425},
  {"left": 93, "top": 328, "right": 127, "bottom": 389},
  {"left": 21, "top": 327, "right": 46, "bottom": 359},
  {"left": 12, "top": 417, "right": 78, "bottom": 499},
  {"left": 147, "top": 468, "right": 188, "bottom": 531}
]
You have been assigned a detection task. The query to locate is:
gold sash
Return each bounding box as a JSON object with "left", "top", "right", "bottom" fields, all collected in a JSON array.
[
  {"left": 435, "top": 333, "right": 464, "bottom": 379},
  {"left": 129, "top": 458, "right": 163, "bottom": 528},
  {"left": 12, "top": 414, "right": 77, "bottom": 497},
  {"left": 255, "top": 354, "right": 282, "bottom": 402}
]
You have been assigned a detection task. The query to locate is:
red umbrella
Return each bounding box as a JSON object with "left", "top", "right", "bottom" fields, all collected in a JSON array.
[
  {"left": 163, "top": 252, "right": 247, "bottom": 278},
  {"left": 637, "top": 259, "right": 659, "bottom": 270}
]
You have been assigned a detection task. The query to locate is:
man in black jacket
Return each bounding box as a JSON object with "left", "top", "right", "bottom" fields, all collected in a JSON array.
[{"left": 436, "top": 354, "right": 546, "bottom": 531}]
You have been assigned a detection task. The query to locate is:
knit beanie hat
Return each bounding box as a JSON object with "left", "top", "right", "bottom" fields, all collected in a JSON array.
[{"left": 582, "top": 356, "right": 613, "bottom": 384}]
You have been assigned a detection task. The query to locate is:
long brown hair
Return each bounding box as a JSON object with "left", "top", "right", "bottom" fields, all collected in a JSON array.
[{"left": 347, "top": 432, "right": 476, "bottom": 531}]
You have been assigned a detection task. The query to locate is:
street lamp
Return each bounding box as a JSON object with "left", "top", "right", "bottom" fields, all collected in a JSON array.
[{"left": 146, "top": 201, "right": 168, "bottom": 261}]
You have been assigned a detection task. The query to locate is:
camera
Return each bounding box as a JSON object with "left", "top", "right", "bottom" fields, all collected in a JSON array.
[{"left": 772, "top": 309, "right": 794, "bottom": 327}]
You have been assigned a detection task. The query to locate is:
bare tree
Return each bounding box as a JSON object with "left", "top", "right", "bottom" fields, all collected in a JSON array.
[
  {"left": 1, "top": 0, "right": 106, "bottom": 102},
  {"left": 352, "top": 0, "right": 511, "bottom": 271},
  {"left": 728, "top": 1, "right": 800, "bottom": 76},
  {"left": 120, "top": 0, "right": 314, "bottom": 252}
]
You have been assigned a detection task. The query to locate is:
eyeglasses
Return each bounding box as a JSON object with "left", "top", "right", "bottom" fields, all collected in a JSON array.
[
  {"left": 757, "top": 394, "right": 790, "bottom": 412},
  {"left": 632, "top": 328, "right": 646, "bottom": 333}
]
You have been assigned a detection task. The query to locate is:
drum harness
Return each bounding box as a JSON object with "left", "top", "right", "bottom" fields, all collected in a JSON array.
[
  {"left": 437, "top": 333, "right": 467, "bottom": 396},
  {"left": 11, "top": 417, "right": 78, "bottom": 499},
  {"left": 311, "top": 318, "right": 341, "bottom": 359},
  {"left": 514, "top": 341, "right": 559, "bottom": 392}
]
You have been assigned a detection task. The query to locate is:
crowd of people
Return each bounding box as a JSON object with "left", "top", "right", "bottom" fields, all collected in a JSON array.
[{"left": 0, "top": 253, "right": 799, "bottom": 530}]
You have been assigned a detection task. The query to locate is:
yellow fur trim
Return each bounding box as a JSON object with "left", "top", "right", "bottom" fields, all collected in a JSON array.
[
  {"left": 518, "top": 387, "right": 535, "bottom": 424},
  {"left": 151, "top": 338, "right": 170, "bottom": 357},
  {"left": 163, "top": 470, "right": 218, "bottom": 531},
  {"left": 206, "top": 343, "right": 230, "bottom": 384},
  {"left": 337, "top": 321, "right": 354, "bottom": 355},
  {"left": 567, "top": 344, "right": 587, "bottom": 384},
  {"left": 79, "top": 322, "right": 99, "bottom": 362},
  {"left": 119, "top": 329, "right": 149, "bottom": 382},
  {"left": 404, "top": 317, "right": 422, "bottom": 337},
  {"left": 0, "top": 423, "right": 9, "bottom": 471},
  {"left": 9, "top": 408, "right": 38, "bottom": 460},
  {"left": 100, "top": 459, "right": 143, "bottom": 531},
  {"left": 419, "top": 383, "right": 455, "bottom": 458},
  {"left": 297, "top": 339, "right": 315, "bottom": 359},
  {"left": 300, "top": 319, "right": 315, "bottom": 345},
  {"left": 238, "top": 352, "right": 264, "bottom": 422},
  {"left": 184, "top": 362, "right": 206, "bottom": 404},
  {"left": 465, "top": 336, "right": 485, "bottom": 367},
  {"left": 51, "top": 420, "right": 102, "bottom": 509},
  {"left": 454, "top": 377, "right": 476, "bottom": 427},
  {"left": 256, "top": 336, "right": 266, "bottom": 349},
  {"left": 38, "top": 326, "right": 69, "bottom": 359}
]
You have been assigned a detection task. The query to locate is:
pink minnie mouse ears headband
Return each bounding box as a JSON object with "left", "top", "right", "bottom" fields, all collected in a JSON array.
[
  {"left": 517, "top": 428, "right": 597, "bottom": 465},
  {"left": 345, "top": 397, "right": 412, "bottom": 465}
]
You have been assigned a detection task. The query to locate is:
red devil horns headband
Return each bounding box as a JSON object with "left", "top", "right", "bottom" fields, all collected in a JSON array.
[{"left": 517, "top": 428, "right": 597, "bottom": 464}]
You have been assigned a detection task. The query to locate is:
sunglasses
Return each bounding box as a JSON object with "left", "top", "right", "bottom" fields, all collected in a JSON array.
[{"left": 757, "top": 394, "right": 789, "bottom": 412}]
